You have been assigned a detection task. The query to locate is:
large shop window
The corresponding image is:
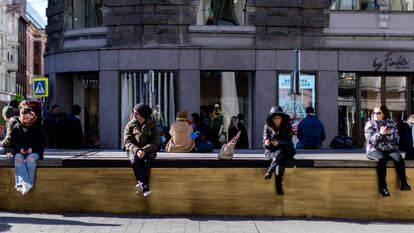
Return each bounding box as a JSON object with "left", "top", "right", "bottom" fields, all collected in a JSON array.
[
  {"left": 330, "top": 0, "right": 414, "bottom": 11},
  {"left": 338, "top": 73, "right": 409, "bottom": 147},
  {"left": 200, "top": 71, "right": 252, "bottom": 148},
  {"left": 278, "top": 73, "right": 316, "bottom": 134},
  {"left": 71, "top": 0, "right": 103, "bottom": 29},
  {"left": 120, "top": 71, "right": 176, "bottom": 147},
  {"left": 196, "top": 0, "right": 246, "bottom": 26}
]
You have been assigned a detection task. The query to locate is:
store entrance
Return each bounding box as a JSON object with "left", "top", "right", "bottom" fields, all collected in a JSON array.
[{"left": 73, "top": 73, "right": 100, "bottom": 148}]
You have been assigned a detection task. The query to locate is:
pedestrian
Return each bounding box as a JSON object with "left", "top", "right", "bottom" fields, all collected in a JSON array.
[
  {"left": 227, "top": 116, "right": 239, "bottom": 143},
  {"left": 44, "top": 104, "right": 65, "bottom": 148},
  {"left": 237, "top": 113, "right": 249, "bottom": 148},
  {"left": 11, "top": 106, "right": 44, "bottom": 195},
  {"left": 365, "top": 104, "right": 411, "bottom": 197},
  {"left": 166, "top": 111, "right": 195, "bottom": 153},
  {"left": 124, "top": 103, "right": 160, "bottom": 197},
  {"left": 296, "top": 106, "right": 326, "bottom": 149},
  {"left": 56, "top": 105, "right": 84, "bottom": 148},
  {"left": 0, "top": 106, "right": 18, "bottom": 157},
  {"left": 263, "top": 106, "right": 296, "bottom": 195}
]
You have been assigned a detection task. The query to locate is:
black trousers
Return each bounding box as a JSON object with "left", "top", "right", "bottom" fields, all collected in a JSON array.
[
  {"left": 128, "top": 152, "right": 155, "bottom": 186},
  {"left": 368, "top": 150, "right": 408, "bottom": 189}
]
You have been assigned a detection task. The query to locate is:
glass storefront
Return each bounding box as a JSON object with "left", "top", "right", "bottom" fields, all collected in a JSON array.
[
  {"left": 120, "top": 71, "right": 176, "bottom": 147},
  {"left": 200, "top": 71, "right": 252, "bottom": 148},
  {"left": 338, "top": 73, "right": 411, "bottom": 147}
]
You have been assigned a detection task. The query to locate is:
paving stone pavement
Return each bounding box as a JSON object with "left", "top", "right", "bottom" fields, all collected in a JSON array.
[{"left": 1, "top": 212, "right": 414, "bottom": 233}]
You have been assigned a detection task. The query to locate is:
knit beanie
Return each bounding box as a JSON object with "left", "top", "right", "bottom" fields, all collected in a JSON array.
[
  {"left": 133, "top": 103, "right": 152, "bottom": 120},
  {"left": 176, "top": 111, "right": 188, "bottom": 121},
  {"left": 2, "top": 106, "right": 15, "bottom": 119}
]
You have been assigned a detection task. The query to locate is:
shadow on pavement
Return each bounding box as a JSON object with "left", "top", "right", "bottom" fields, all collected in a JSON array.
[
  {"left": 0, "top": 217, "right": 119, "bottom": 227},
  {"left": 0, "top": 223, "right": 11, "bottom": 232}
]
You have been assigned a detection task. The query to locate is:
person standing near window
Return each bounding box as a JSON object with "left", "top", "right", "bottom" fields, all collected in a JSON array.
[
  {"left": 365, "top": 104, "right": 411, "bottom": 197},
  {"left": 124, "top": 103, "right": 160, "bottom": 197}
]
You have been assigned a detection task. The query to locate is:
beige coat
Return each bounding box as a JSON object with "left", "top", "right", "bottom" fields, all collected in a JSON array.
[{"left": 166, "top": 121, "right": 195, "bottom": 153}]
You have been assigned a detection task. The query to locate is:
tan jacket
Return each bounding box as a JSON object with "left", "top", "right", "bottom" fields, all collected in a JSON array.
[{"left": 166, "top": 121, "right": 195, "bottom": 153}]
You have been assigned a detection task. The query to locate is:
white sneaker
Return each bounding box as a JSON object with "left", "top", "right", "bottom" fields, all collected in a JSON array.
[
  {"left": 143, "top": 187, "right": 151, "bottom": 197},
  {"left": 21, "top": 183, "right": 32, "bottom": 195},
  {"left": 135, "top": 182, "right": 143, "bottom": 194}
]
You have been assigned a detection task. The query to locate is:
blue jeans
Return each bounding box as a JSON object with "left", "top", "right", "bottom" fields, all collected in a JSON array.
[{"left": 14, "top": 153, "right": 39, "bottom": 187}]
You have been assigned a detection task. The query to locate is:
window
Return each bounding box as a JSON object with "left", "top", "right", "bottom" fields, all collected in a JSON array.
[
  {"left": 196, "top": 0, "right": 246, "bottom": 26},
  {"left": 34, "top": 41, "right": 40, "bottom": 55},
  {"left": 71, "top": 0, "right": 103, "bottom": 29},
  {"left": 338, "top": 73, "right": 411, "bottom": 147},
  {"left": 330, "top": 0, "right": 414, "bottom": 11},
  {"left": 278, "top": 73, "right": 316, "bottom": 120},
  {"left": 120, "top": 71, "right": 176, "bottom": 147},
  {"left": 200, "top": 71, "right": 252, "bottom": 148},
  {"left": 33, "top": 63, "right": 40, "bottom": 75},
  {"left": 338, "top": 73, "right": 357, "bottom": 139}
]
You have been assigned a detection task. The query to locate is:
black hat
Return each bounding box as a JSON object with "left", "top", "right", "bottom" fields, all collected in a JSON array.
[
  {"left": 267, "top": 106, "right": 290, "bottom": 124},
  {"left": 133, "top": 103, "right": 152, "bottom": 120}
]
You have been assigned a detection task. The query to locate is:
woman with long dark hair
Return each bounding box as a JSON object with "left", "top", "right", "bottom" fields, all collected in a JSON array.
[
  {"left": 365, "top": 104, "right": 411, "bottom": 197},
  {"left": 263, "top": 106, "right": 295, "bottom": 195}
]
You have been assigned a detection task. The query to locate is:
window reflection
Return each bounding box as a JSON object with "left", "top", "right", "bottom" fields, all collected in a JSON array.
[
  {"left": 385, "top": 76, "right": 406, "bottom": 120},
  {"left": 200, "top": 71, "right": 252, "bottom": 148},
  {"left": 330, "top": 0, "right": 414, "bottom": 11},
  {"left": 196, "top": 0, "right": 246, "bottom": 26},
  {"left": 71, "top": 0, "right": 103, "bottom": 29},
  {"left": 338, "top": 73, "right": 356, "bottom": 138}
]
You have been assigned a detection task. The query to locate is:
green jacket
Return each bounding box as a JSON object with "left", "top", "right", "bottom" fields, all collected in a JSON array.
[{"left": 124, "top": 118, "right": 160, "bottom": 155}]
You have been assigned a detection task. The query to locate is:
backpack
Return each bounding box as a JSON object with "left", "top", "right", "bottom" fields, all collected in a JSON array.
[{"left": 329, "top": 135, "right": 354, "bottom": 149}]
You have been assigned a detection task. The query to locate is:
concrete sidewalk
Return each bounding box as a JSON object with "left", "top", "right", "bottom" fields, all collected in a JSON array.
[{"left": 1, "top": 212, "right": 414, "bottom": 233}]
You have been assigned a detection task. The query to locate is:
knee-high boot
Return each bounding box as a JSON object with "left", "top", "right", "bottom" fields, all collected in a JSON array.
[
  {"left": 275, "top": 164, "right": 285, "bottom": 195},
  {"left": 264, "top": 158, "right": 277, "bottom": 180}
]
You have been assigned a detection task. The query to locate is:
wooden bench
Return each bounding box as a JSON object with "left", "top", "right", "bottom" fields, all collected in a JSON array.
[{"left": 1, "top": 149, "right": 414, "bottom": 220}]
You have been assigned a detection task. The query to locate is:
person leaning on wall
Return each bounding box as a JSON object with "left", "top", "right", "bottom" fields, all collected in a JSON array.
[
  {"left": 365, "top": 104, "right": 411, "bottom": 197},
  {"left": 124, "top": 103, "right": 160, "bottom": 197}
]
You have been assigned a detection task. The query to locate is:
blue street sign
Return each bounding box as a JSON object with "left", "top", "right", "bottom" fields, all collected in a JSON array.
[{"left": 33, "top": 78, "right": 49, "bottom": 97}]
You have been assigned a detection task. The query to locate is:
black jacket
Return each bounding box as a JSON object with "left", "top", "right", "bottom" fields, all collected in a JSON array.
[
  {"left": 263, "top": 123, "right": 295, "bottom": 158},
  {"left": 11, "top": 116, "right": 44, "bottom": 159}
]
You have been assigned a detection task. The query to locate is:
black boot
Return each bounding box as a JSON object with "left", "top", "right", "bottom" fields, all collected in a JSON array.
[
  {"left": 380, "top": 187, "right": 391, "bottom": 197},
  {"left": 276, "top": 175, "right": 284, "bottom": 195},
  {"left": 264, "top": 159, "right": 277, "bottom": 180},
  {"left": 401, "top": 183, "right": 411, "bottom": 191}
]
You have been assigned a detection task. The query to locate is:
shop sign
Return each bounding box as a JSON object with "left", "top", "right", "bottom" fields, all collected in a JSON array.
[{"left": 373, "top": 52, "right": 410, "bottom": 71}]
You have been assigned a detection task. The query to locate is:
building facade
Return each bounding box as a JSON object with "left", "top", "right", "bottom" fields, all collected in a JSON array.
[{"left": 45, "top": 0, "right": 414, "bottom": 149}]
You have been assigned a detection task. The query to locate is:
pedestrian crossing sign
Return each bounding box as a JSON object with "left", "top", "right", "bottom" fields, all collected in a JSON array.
[{"left": 33, "top": 78, "right": 48, "bottom": 97}]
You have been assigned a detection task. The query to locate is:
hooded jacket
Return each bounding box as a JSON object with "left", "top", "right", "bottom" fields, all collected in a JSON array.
[{"left": 166, "top": 120, "right": 195, "bottom": 153}]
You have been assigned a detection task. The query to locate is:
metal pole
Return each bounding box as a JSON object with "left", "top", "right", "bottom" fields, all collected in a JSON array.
[{"left": 292, "top": 49, "right": 300, "bottom": 95}]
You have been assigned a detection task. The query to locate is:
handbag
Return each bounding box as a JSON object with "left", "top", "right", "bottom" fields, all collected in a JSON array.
[{"left": 218, "top": 131, "right": 241, "bottom": 160}]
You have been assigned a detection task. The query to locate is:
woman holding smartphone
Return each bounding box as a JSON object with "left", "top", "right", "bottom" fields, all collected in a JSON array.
[{"left": 365, "top": 104, "right": 411, "bottom": 197}]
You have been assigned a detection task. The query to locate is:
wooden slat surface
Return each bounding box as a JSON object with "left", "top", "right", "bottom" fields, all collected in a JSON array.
[
  {"left": 0, "top": 168, "right": 10, "bottom": 209},
  {"left": 2, "top": 167, "right": 414, "bottom": 219}
]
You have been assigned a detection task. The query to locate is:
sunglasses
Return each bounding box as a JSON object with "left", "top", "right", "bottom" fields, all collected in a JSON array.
[{"left": 373, "top": 112, "right": 383, "bottom": 115}]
